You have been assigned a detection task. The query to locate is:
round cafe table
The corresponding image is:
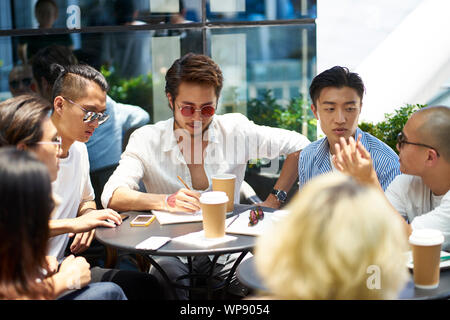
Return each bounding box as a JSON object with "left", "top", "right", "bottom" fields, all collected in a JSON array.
[
  {"left": 96, "top": 204, "right": 275, "bottom": 299},
  {"left": 237, "top": 256, "right": 450, "bottom": 300}
]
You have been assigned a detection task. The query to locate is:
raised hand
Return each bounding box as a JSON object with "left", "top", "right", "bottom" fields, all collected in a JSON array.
[{"left": 332, "top": 135, "right": 379, "bottom": 187}]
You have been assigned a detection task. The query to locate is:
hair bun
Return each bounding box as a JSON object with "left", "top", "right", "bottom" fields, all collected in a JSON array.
[{"left": 49, "top": 63, "right": 66, "bottom": 78}]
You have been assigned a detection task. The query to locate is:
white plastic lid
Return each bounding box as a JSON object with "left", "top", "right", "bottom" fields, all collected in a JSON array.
[
  {"left": 199, "top": 191, "right": 229, "bottom": 204},
  {"left": 409, "top": 229, "right": 444, "bottom": 246},
  {"left": 211, "top": 173, "right": 236, "bottom": 180}
]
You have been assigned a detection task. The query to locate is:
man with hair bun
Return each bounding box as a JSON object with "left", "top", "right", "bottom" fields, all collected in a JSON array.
[
  {"left": 333, "top": 106, "right": 450, "bottom": 250},
  {"left": 47, "top": 64, "right": 164, "bottom": 300}
]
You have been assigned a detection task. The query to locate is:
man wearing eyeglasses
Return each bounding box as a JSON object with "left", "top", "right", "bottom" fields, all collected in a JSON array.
[
  {"left": 45, "top": 63, "right": 165, "bottom": 300},
  {"left": 102, "top": 53, "right": 311, "bottom": 299},
  {"left": 49, "top": 63, "right": 113, "bottom": 261},
  {"left": 333, "top": 106, "right": 450, "bottom": 250}
]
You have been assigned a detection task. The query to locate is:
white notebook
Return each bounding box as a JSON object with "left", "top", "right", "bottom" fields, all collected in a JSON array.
[
  {"left": 152, "top": 210, "right": 202, "bottom": 225},
  {"left": 152, "top": 209, "right": 235, "bottom": 225},
  {"left": 225, "top": 209, "right": 290, "bottom": 236}
]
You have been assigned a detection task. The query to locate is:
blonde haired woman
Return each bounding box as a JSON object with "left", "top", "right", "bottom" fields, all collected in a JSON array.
[{"left": 254, "top": 172, "right": 410, "bottom": 299}]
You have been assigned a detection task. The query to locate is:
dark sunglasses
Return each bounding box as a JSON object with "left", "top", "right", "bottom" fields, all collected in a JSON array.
[
  {"left": 9, "top": 78, "right": 32, "bottom": 89},
  {"left": 397, "top": 131, "right": 440, "bottom": 157},
  {"left": 177, "top": 104, "right": 216, "bottom": 118},
  {"left": 63, "top": 97, "right": 110, "bottom": 125}
]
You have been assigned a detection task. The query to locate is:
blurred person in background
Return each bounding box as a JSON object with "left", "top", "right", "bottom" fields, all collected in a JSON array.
[
  {"left": 254, "top": 172, "right": 409, "bottom": 299},
  {"left": 8, "top": 64, "right": 35, "bottom": 97}
]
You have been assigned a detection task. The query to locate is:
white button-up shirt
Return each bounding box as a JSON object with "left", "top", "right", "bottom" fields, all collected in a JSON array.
[{"left": 102, "top": 113, "right": 310, "bottom": 208}]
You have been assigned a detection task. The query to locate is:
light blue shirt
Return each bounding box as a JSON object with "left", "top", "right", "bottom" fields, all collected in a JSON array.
[
  {"left": 298, "top": 127, "right": 401, "bottom": 191},
  {"left": 86, "top": 95, "right": 150, "bottom": 171}
]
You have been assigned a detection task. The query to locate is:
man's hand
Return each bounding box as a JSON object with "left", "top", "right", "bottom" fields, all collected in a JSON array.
[
  {"left": 44, "top": 256, "right": 59, "bottom": 277},
  {"left": 259, "top": 194, "right": 281, "bottom": 209},
  {"left": 69, "top": 229, "right": 96, "bottom": 254},
  {"left": 57, "top": 255, "right": 91, "bottom": 290},
  {"left": 166, "top": 188, "right": 201, "bottom": 213},
  {"left": 73, "top": 209, "right": 122, "bottom": 233},
  {"left": 332, "top": 135, "right": 379, "bottom": 187}
]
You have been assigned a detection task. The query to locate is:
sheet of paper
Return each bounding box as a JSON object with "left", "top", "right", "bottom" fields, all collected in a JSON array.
[
  {"left": 225, "top": 209, "right": 290, "bottom": 236},
  {"left": 172, "top": 231, "right": 236, "bottom": 247},
  {"left": 136, "top": 236, "right": 171, "bottom": 250},
  {"left": 153, "top": 209, "right": 234, "bottom": 225},
  {"left": 152, "top": 210, "right": 203, "bottom": 225}
]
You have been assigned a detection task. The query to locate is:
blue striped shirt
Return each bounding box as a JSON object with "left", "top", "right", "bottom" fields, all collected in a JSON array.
[{"left": 298, "top": 127, "right": 401, "bottom": 191}]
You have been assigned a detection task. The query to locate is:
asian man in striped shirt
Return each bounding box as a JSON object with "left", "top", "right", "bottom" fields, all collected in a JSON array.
[{"left": 298, "top": 66, "right": 400, "bottom": 190}]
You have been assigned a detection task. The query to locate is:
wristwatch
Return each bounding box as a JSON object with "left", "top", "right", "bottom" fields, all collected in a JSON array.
[{"left": 270, "top": 189, "right": 287, "bottom": 203}]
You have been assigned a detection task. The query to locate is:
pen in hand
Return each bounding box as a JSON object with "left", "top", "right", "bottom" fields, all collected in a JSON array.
[{"left": 177, "top": 175, "right": 191, "bottom": 190}]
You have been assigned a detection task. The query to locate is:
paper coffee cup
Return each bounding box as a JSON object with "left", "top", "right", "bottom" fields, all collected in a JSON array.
[
  {"left": 212, "top": 174, "right": 236, "bottom": 213},
  {"left": 409, "top": 229, "right": 444, "bottom": 289},
  {"left": 200, "top": 191, "right": 229, "bottom": 238}
]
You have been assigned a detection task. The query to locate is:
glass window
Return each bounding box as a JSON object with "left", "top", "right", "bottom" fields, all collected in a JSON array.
[
  {"left": 0, "top": 0, "right": 316, "bottom": 141},
  {"left": 0, "top": 0, "right": 317, "bottom": 197},
  {"left": 1, "top": 0, "right": 202, "bottom": 31},
  {"left": 210, "top": 25, "right": 316, "bottom": 140},
  {"left": 207, "top": 0, "right": 317, "bottom": 21}
]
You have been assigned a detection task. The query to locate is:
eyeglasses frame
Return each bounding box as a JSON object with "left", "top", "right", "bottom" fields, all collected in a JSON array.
[
  {"left": 62, "top": 96, "right": 109, "bottom": 125},
  {"left": 397, "top": 131, "right": 440, "bottom": 157},
  {"left": 175, "top": 103, "right": 216, "bottom": 118},
  {"left": 36, "top": 136, "right": 62, "bottom": 151}
]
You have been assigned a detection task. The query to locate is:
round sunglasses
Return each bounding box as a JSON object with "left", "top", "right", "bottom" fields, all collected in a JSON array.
[{"left": 176, "top": 104, "right": 216, "bottom": 118}]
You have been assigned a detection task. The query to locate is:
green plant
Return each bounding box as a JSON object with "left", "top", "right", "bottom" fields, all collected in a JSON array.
[
  {"left": 246, "top": 89, "right": 316, "bottom": 172},
  {"left": 247, "top": 89, "right": 316, "bottom": 141},
  {"left": 101, "top": 65, "right": 153, "bottom": 120},
  {"left": 359, "top": 103, "right": 427, "bottom": 154}
]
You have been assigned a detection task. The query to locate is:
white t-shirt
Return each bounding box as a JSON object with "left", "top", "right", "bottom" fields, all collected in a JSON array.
[
  {"left": 49, "top": 141, "right": 95, "bottom": 262},
  {"left": 385, "top": 174, "right": 450, "bottom": 251}
]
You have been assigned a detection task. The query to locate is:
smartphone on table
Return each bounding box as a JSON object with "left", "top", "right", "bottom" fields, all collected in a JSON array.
[{"left": 130, "top": 214, "right": 155, "bottom": 227}]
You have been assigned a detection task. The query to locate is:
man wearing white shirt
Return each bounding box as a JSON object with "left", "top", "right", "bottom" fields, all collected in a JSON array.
[
  {"left": 103, "top": 53, "right": 310, "bottom": 212},
  {"left": 102, "top": 53, "right": 310, "bottom": 299},
  {"left": 333, "top": 106, "right": 450, "bottom": 250}
]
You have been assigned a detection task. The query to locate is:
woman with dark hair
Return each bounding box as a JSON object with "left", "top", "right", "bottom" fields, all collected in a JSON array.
[
  {"left": 0, "top": 147, "right": 126, "bottom": 300},
  {"left": 0, "top": 147, "right": 55, "bottom": 299}
]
